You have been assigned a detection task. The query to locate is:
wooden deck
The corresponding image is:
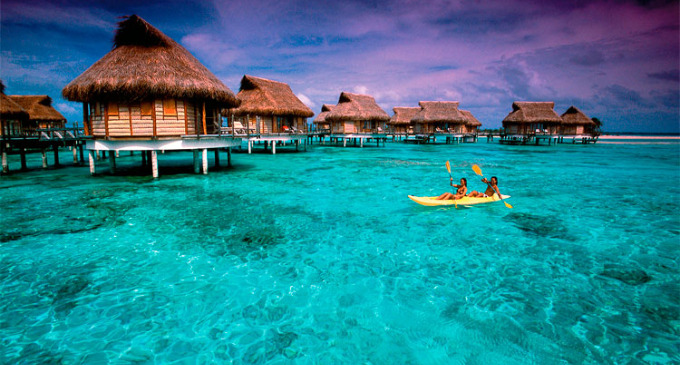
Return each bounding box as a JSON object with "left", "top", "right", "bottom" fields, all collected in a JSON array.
[{"left": 1, "top": 128, "right": 86, "bottom": 173}]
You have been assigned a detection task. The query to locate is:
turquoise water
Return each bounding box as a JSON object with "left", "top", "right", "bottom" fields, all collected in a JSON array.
[{"left": 1, "top": 139, "right": 679, "bottom": 364}]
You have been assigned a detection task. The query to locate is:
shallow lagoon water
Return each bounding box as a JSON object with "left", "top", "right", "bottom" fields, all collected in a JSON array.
[{"left": 1, "top": 139, "right": 678, "bottom": 364}]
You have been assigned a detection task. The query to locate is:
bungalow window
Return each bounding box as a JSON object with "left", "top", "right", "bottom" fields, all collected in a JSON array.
[
  {"left": 163, "top": 99, "right": 177, "bottom": 116},
  {"left": 92, "top": 102, "right": 102, "bottom": 117},
  {"left": 277, "top": 117, "right": 282, "bottom": 131},
  {"left": 363, "top": 121, "right": 370, "bottom": 130},
  {"left": 107, "top": 101, "right": 119, "bottom": 117},
  {"left": 141, "top": 101, "right": 153, "bottom": 116}
]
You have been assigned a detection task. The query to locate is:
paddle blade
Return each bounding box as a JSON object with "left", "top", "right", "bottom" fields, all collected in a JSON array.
[
  {"left": 504, "top": 200, "right": 513, "bottom": 209},
  {"left": 446, "top": 161, "right": 451, "bottom": 174},
  {"left": 472, "top": 164, "right": 483, "bottom": 176}
]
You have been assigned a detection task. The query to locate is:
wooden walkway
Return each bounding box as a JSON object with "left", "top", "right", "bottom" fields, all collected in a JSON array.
[{"left": 1, "top": 128, "right": 86, "bottom": 173}]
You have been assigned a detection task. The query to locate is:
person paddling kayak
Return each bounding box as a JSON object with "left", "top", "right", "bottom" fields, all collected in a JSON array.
[
  {"left": 468, "top": 176, "right": 501, "bottom": 198},
  {"left": 436, "top": 177, "right": 467, "bottom": 200}
]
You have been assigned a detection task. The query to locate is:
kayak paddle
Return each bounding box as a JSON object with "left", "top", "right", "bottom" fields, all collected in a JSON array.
[
  {"left": 471, "top": 164, "right": 512, "bottom": 209},
  {"left": 445, "top": 160, "right": 457, "bottom": 208}
]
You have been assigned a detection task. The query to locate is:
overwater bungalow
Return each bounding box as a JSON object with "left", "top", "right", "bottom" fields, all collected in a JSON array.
[
  {"left": 410, "top": 101, "right": 469, "bottom": 143},
  {"left": 325, "top": 92, "right": 390, "bottom": 147},
  {"left": 311, "top": 104, "right": 333, "bottom": 142},
  {"left": 501, "top": 102, "right": 562, "bottom": 145},
  {"left": 389, "top": 107, "right": 419, "bottom": 139},
  {"left": 62, "top": 15, "right": 240, "bottom": 177},
  {"left": 8, "top": 95, "right": 66, "bottom": 135},
  {"left": 0, "top": 83, "right": 28, "bottom": 137},
  {"left": 224, "top": 75, "right": 313, "bottom": 154},
  {"left": 560, "top": 106, "right": 598, "bottom": 142},
  {"left": 460, "top": 110, "right": 482, "bottom": 134}
]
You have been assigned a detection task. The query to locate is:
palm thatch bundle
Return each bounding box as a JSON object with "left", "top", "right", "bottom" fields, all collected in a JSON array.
[
  {"left": 1, "top": 85, "right": 28, "bottom": 119},
  {"left": 411, "top": 101, "right": 467, "bottom": 124},
  {"left": 502, "top": 102, "right": 562, "bottom": 124},
  {"left": 460, "top": 110, "right": 482, "bottom": 127},
  {"left": 389, "top": 107, "right": 420, "bottom": 125},
  {"left": 62, "top": 15, "right": 238, "bottom": 107},
  {"left": 560, "top": 106, "right": 595, "bottom": 125},
  {"left": 325, "top": 92, "right": 389, "bottom": 122},
  {"left": 9, "top": 95, "right": 65, "bottom": 121},
  {"left": 226, "top": 75, "right": 313, "bottom": 117},
  {"left": 313, "top": 104, "right": 334, "bottom": 124}
]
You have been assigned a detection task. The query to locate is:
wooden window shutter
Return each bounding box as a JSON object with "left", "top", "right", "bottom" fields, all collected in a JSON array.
[
  {"left": 141, "top": 101, "right": 153, "bottom": 116},
  {"left": 163, "top": 99, "right": 177, "bottom": 116},
  {"left": 107, "top": 101, "right": 119, "bottom": 116}
]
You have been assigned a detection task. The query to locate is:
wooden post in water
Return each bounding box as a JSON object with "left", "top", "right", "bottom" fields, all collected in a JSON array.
[
  {"left": 88, "top": 150, "right": 96, "bottom": 175},
  {"left": 214, "top": 149, "right": 220, "bottom": 167},
  {"left": 227, "top": 147, "right": 232, "bottom": 167},
  {"left": 272, "top": 141, "right": 276, "bottom": 155},
  {"left": 193, "top": 150, "right": 200, "bottom": 174},
  {"left": 1, "top": 150, "right": 8, "bottom": 173},
  {"left": 202, "top": 148, "right": 208, "bottom": 174},
  {"left": 108, "top": 151, "right": 116, "bottom": 174},
  {"left": 78, "top": 144, "right": 84, "bottom": 165},
  {"left": 20, "top": 149, "right": 27, "bottom": 170},
  {"left": 141, "top": 150, "right": 147, "bottom": 166},
  {"left": 53, "top": 145, "right": 60, "bottom": 166},
  {"left": 72, "top": 147, "right": 78, "bottom": 164},
  {"left": 150, "top": 150, "right": 159, "bottom": 178},
  {"left": 42, "top": 149, "right": 48, "bottom": 168}
]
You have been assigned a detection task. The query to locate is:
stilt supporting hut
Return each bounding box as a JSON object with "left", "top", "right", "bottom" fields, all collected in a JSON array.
[
  {"left": 224, "top": 75, "right": 313, "bottom": 154},
  {"left": 325, "top": 92, "right": 390, "bottom": 148},
  {"left": 62, "top": 15, "right": 240, "bottom": 178},
  {"left": 501, "top": 102, "right": 562, "bottom": 145},
  {"left": 389, "top": 107, "right": 419, "bottom": 141}
]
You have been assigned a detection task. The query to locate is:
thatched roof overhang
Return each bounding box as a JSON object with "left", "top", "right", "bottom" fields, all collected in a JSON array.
[
  {"left": 325, "top": 92, "right": 389, "bottom": 122},
  {"left": 502, "top": 102, "right": 562, "bottom": 124},
  {"left": 560, "top": 106, "right": 595, "bottom": 125},
  {"left": 225, "top": 75, "right": 313, "bottom": 117},
  {"left": 411, "top": 101, "right": 467, "bottom": 124},
  {"left": 389, "top": 107, "right": 420, "bottom": 125},
  {"left": 313, "top": 104, "right": 334, "bottom": 124},
  {"left": 62, "top": 15, "right": 238, "bottom": 108},
  {"left": 9, "top": 95, "right": 65, "bottom": 121},
  {"left": 1, "top": 94, "right": 28, "bottom": 119},
  {"left": 460, "top": 110, "right": 482, "bottom": 127}
]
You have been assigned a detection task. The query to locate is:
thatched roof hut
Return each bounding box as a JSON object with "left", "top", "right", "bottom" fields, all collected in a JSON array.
[
  {"left": 411, "top": 101, "right": 467, "bottom": 124},
  {"left": 325, "top": 92, "right": 389, "bottom": 122},
  {"left": 226, "top": 75, "right": 313, "bottom": 118},
  {"left": 560, "top": 106, "right": 595, "bottom": 126},
  {"left": 9, "top": 95, "right": 65, "bottom": 122},
  {"left": 389, "top": 107, "right": 420, "bottom": 126},
  {"left": 313, "top": 104, "right": 334, "bottom": 124},
  {"left": 502, "top": 102, "right": 562, "bottom": 124},
  {"left": 1, "top": 93, "right": 28, "bottom": 120},
  {"left": 62, "top": 15, "right": 238, "bottom": 107}
]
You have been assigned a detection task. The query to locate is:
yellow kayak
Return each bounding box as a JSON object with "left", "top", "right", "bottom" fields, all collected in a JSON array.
[{"left": 408, "top": 194, "right": 511, "bottom": 206}]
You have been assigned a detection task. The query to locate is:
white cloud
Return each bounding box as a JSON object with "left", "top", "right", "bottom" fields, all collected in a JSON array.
[{"left": 296, "top": 93, "right": 315, "bottom": 109}]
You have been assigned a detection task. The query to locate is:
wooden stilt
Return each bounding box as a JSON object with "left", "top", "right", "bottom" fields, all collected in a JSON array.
[
  {"left": 272, "top": 141, "right": 276, "bottom": 154},
  {"left": 53, "top": 145, "right": 60, "bottom": 166},
  {"left": 151, "top": 150, "right": 159, "bottom": 178},
  {"left": 202, "top": 148, "right": 208, "bottom": 174},
  {"left": 79, "top": 144, "right": 84, "bottom": 165},
  {"left": 141, "top": 150, "right": 147, "bottom": 166},
  {"left": 42, "top": 149, "right": 48, "bottom": 168},
  {"left": 214, "top": 149, "right": 220, "bottom": 167},
  {"left": 20, "top": 149, "right": 27, "bottom": 170},
  {"left": 88, "top": 150, "right": 96, "bottom": 175},
  {"left": 1, "top": 150, "right": 8, "bottom": 173},
  {"left": 72, "top": 147, "right": 78, "bottom": 164},
  {"left": 109, "top": 151, "right": 116, "bottom": 174},
  {"left": 227, "top": 147, "right": 232, "bottom": 167},
  {"left": 193, "top": 150, "right": 200, "bottom": 174},
  {"left": 248, "top": 140, "right": 252, "bottom": 154}
]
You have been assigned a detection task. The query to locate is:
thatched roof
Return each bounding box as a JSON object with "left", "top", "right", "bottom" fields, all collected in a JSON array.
[
  {"left": 411, "top": 101, "right": 467, "bottom": 124},
  {"left": 560, "top": 106, "right": 595, "bottom": 125},
  {"left": 313, "top": 104, "right": 334, "bottom": 124},
  {"left": 9, "top": 95, "right": 65, "bottom": 121},
  {"left": 1, "top": 93, "right": 28, "bottom": 119},
  {"left": 226, "top": 75, "right": 313, "bottom": 117},
  {"left": 62, "top": 15, "right": 238, "bottom": 107},
  {"left": 460, "top": 110, "right": 482, "bottom": 127},
  {"left": 502, "top": 102, "right": 562, "bottom": 124},
  {"left": 325, "top": 92, "right": 389, "bottom": 122},
  {"left": 389, "top": 107, "right": 420, "bottom": 125}
]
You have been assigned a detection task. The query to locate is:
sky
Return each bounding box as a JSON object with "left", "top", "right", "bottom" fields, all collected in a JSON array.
[{"left": 1, "top": 0, "right": 678, "bottom": 132}]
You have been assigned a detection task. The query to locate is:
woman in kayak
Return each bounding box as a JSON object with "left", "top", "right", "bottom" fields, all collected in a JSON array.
[
  {"left": 436, "top": 178, "right": 467, "bottom": 200},
  {"left": 468, "top": 176, "right": 501, "bottom": 198}
]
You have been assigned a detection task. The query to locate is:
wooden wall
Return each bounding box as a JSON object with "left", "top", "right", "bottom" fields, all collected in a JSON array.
[{"left": 88, "top": 99, "right": 220, "bottom": 138}]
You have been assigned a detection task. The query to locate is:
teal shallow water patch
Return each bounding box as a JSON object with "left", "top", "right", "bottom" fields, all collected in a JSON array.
[{"left": 1, "top": 141, "right": 679, "bottom": 363}]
